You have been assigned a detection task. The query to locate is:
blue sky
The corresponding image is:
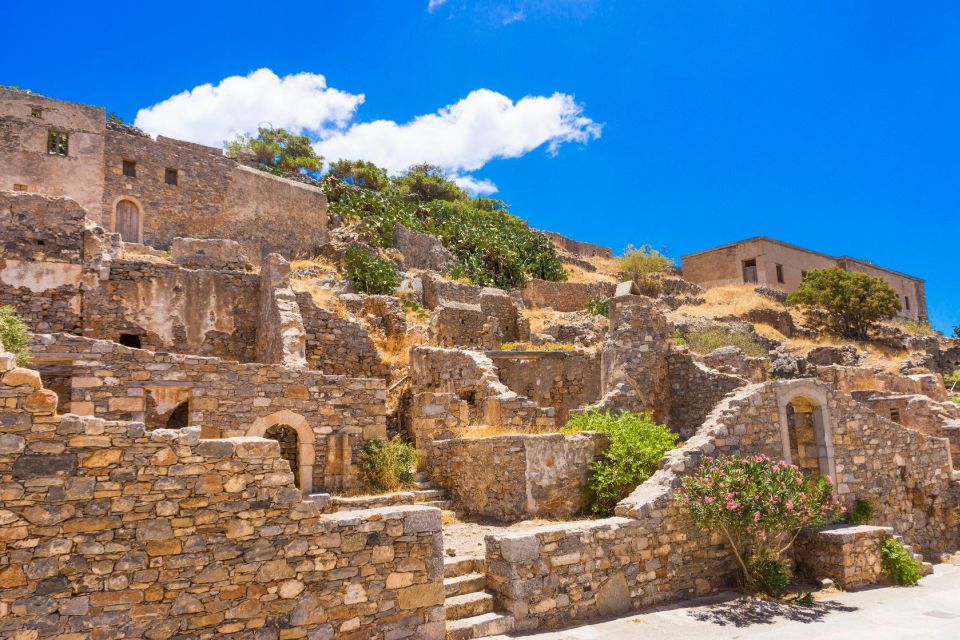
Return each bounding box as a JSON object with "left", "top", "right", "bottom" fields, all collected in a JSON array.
[{"left": 3, "top": 1, "right": 957, "bottom": 331}]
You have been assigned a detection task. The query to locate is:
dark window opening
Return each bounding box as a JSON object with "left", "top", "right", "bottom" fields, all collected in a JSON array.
[
  {"left": 167, "top": 401, "right": 190, "bottom": 429},
  {"left": 775, "top": 263, "right": 785, "bottom": 284},
  {"left": 122, "top": 159, "right": 137, "bottom": 177},
  {"left": 801, "top": 270, "right": 808, "bottom": 279},
  {"left": 118, "top": 333, "right": 142, "bottom": 349},
  {"left": 36, "top": 240, "right": 45, "bottom": 246},
  {"left": 890, "top": 408, "right": 901, "bottom": 423},
  {"left": 265, "top": 424, "right": 300, "bottom": 488},
  {"left": 47, "top": 131, "right": 68, "bottom": 156},
  {"left": 904, "top": 296, "right": 910, "bottom": 311},
  {"left": 30, "top": 107, "right": 42, "bottom": 118},
  {"left": 13, "top": 184, "right": 27, "bottom": 192},
  {"left": 742, "top": 258, "right": 758, "bottom": 284},
  {"left": 165, "top": 168, "right": 178, "bottom": 185}
]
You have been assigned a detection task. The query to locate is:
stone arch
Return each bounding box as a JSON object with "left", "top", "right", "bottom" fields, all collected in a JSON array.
[
  {"left": 776, "top": 381, "right": 837, "bottom": 481},
  {"left": 249, "top": 410, "right": 315, "bottom": 493},
  {"left": 110, "top": 195, "right": 145, "bottom": 243}
]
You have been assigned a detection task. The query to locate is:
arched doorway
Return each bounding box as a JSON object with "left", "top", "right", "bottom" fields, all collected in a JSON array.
[
  {"left": 265, "top": 424, "right": 300, "bottom": 488},
  {"left": 114, "top": 199, "right": 142, "bottom": 243},
  {"left": 785, "top": 397, "right": 821, "bottom": 477}
]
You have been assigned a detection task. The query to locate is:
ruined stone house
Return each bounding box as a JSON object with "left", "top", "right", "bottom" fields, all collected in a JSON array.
[{"left": 681, "top": 236, "right": 928, "bottom": 322}]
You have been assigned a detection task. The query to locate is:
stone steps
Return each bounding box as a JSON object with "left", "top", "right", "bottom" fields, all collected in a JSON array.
[
  {"left": 444, "top": 572, "right": 486, "bottom": 598},
  {"left": 444, "top": 556, "right": 482, "bottom": 578},
  {"left": 445, "top": 591, "right": 494, "bottom": 621},
  {"left": 445, "top": 612, "right": 516, "bottom": 640}
]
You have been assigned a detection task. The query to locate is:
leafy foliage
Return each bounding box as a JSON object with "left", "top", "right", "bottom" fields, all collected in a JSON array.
[
  {"left": 954, "top": 325, "right": 960, "bottom": 339},
  {"left": 747, "top": 553, "right": 792, "bottom": 598},
  {"left": 107, "top": 111, "right": 124, "bottom": 125},
  {"left": 677, "top": 455, "right": 844, "bottom": 596},
  {"left": 787, "top": 268, "right": 901, "bottom": 340},
  {"left": 843, "top": 498, "right": 875, "bottom": 525},
  {"left": 900, "top": 319, "right": 937, "bottom": 337},
  {"left": 683, "top": 326, "right": 768, "bottom": 358},
  {"left": 586, "top": 296, "right": 609, "bottom": 317},
  {"left": 618, "top": 244, "right": 674, "bottom": 296},
  {"left": 321, "top": 167, "right": 566, "bottom": 289},
  {"left": 0, "top": 306, "right": 31, "bottom": 367},
  {"left": 393, "top": 164, "right": 467, "bottom": 202},
  {"left": 879, "top": 537, "right": 923, "bottom": 586},
  {"left": 358, "top": 438, "right": 418, "bottom": 493},
  {"left": 944, "top": 369, "right": 960, "bottom": 388},
  {"left": 225, "top": 127, "right": 322, "bottom": 177},
  {"left": 563, "top": 410, "right": 678, "bottom": 516},
  {"left": 344, "top": 246, "right": 401, "bottom": 295},
  {"left": 327, "top": 159, "right": 390, "bottom": 191}
]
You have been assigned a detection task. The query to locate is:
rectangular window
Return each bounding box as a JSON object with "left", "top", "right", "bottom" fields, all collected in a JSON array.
[
  {"left": 165, "top": 168, "right": 178, "bottom": 185},
  {"left": 890, "top": 408, "right": 901, "bottom": 423},
  {"left": 742, "top": 258, "right": 758, "bottom": 284},
  {"left": 47, "top": 131, "right": 68, "bottom": 156},
  {"left": 775, "top": 263, "right": 785, "bottom": 284},
  {"left": 904, "top": 296, "right": 910, "bottom": 311},
  {"left": 122, "top": 159, "right": 137, "bottom": 177},
  {"left": 13, "top": 183, "right": 28, "bottom": 191},
  {"left": 30, "top": 107, "right": 42, "bottom": 118}
]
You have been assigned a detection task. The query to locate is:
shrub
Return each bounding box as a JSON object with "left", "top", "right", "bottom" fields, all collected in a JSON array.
[
  {"left": 327, "top": 159, "right": 390, "bottom": 191},
  {"left": 954, "top": 325, "right": 960, "bottom": 339},
  {"left": 787, "top": 268, "right": 901, "bottom": 340},
  {"left": 674, "top": 328, "right": 687, "bottom": 346},
  {"left": 684, "top": 326, "right": 768, "bottom": 358},
  {"left": 586, "top": 296, "right": 609, "bottom": 317},
  {"left": 563, "top": 410, "right": 678, "bottom": 516},
  {"left": 0, "top": 306, "right": 31, "bottom": 367},
  {"left": 843, "top": 498, "right": 875, "bottom": 525},
  {"left": 943, "top": 369, "right": 960, "bottom": 388},
  {"left": 879, "top": 537, "right": 923, "bottom": 586},
  {"left": 358, "top": 438, "right": 418, "bottom": 492},
  {"left": 900, "top": 319, "right": 937, "bottom": 337},
  {"left": 225, "top": 127, "right": 322, "bottom": 177},
  {"left": 344, "top": 246, "right": 401, "bottom": 295},
  {"left": 618, "top": 245, "right": 673, "bottom": 295},
  {"left": 677, "top": 455, "right": 844, "bottom": 596},
  {"left": 747, "top": 553, "right": 792, "bottom": 598}
]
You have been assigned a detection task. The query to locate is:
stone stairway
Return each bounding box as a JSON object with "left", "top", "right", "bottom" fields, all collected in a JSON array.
[
  {"left": 304, "top": 472, "right": 453, "bottom": 513},
  {"left": 443, "top": 556, "right": 515, "bottom": 640},
  {"left": 892, "top": 535, "right": 935, "bottom": 576}
]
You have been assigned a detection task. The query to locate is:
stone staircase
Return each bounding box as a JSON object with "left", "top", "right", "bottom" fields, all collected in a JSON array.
[
  {"left": 892, "top": 535, "right": 935, "bottom": 576},
  {"left": 443, "top": 555, "right": 515, "bottom": 640},
  {"left": 304, "top": 472, "right": 453, "bottom": 513}
]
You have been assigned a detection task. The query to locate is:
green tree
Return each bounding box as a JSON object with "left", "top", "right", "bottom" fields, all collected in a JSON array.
[
  {"left": 327, "top": 159, "right": 390, "bottom": 191},
  {"left": 618, "top": 244, "right": 674, "bottom": 296},
  {"left": 393, "top": 164, "right": 467, "bottom": 202},
  {"left": 225, "top": 127, "right": 322, "bottom": 176},
  {"left": 344, "top": 246, "right": 401, "bottom": 295},
  {"left": 787, "top": 267, "right": 901, "bottom": 340},
  {"left": 0, "top": 306, "right": 31, "bottom": 367},
  {"left": 953, "top": 325, "right": 960, "bottom": 339}
]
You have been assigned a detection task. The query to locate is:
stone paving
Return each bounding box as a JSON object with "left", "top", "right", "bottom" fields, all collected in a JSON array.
[{"left": 489, "top": 562, "right": 960, "bottom": 640}]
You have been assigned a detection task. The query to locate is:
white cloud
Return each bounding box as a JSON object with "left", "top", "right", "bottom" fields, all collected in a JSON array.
[
  {"left": 315, "top": 89, "right": 601, "bottom": 175},
  {"left": 134, "top": 69, "right": 364, "bottom": 147},
  {"left": 428, "top": 0, "right": 447, "bottom": 11},
  {"left": 450, "top": 174, "right": 499, "bottom": 196}
]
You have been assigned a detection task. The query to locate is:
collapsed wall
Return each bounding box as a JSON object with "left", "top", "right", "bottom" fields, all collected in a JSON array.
[{"left": 0, "top": 356, "right": 444, "bottom": 639}]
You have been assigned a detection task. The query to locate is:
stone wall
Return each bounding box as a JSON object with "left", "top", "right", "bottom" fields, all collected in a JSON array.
[
  {"left": 816, "top": 365, "right": 947, "bottom": 402},
  {"left": 428, "top": 432, "right": 607, "bottom": 522},
  {"left": 255, "top": 254, "right": 307, "bottom": 368},
  {"left": 393, "top": 223, "right": 456, "bottom": 273},
  {"left": 666, "top": 349, "right": 748, "bottom": 439},
  {"left": 482, "top": 379, "right": 959, "bottom": 631},
  {"left": 102, "top": 130, "right": 329, "bottom": 258},
  {"left": 429, "top": 302, "right": 494, "bottom": 349},
  {"left": 539, "top": 230, "right": 612, "bottom": 258},
  {"left": 0, "top": 192, "right": 88, "bottom": 334},
  {"left": 794, "top": 525, "right": 893, "bottom": 589},
  {"left": 297, "top": 292, "right": 386, "bottom": 379},
  {"left": 521, "top": 279, "right": 615, "bottom": 312},
  {"left": 0, "top": 357, "right": 443, "bottom": 638},
  {"left": 170, "top": 237, "right": 252, "bottom": 271},
  {"left": 491, "top": 350, "right": 601, "bottom": 425},
  {"left": 82, "top": 258, "right": 261, "bottom": 362},
  {"left": 695, "top": 346, "right": 768, "bottom": 383},
  {"left": 29, "top": 333, "right": 387, "bottom": 493},
  {"left": 857, "top": 392, "right": 960, "bottom": 462}
]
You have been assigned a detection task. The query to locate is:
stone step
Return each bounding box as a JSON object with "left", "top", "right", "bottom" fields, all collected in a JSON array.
[
  {"left": 444, "top": 591, "right": 494, "bottom": 621},
  {"left": 412, "top": 489, "right": 446, "bottom": 501},
  {"left": 424, "top": 499, "right": 454, "bottom": 510},
  {"left": 445, "top": 612, "right": 515, "bottom": 640},
  {"left": 444, "top": 572, "right": 486, "bottom": 598},
  {"left": 444, "top": 556, "right": 481, "bottom": 579}
]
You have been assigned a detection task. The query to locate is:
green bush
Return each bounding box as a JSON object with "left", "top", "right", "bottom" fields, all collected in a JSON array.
[
  {"left": 0, "top": 306, "right": 31, "bottom": 367},
  {"left": 943, "top": 369, "right": 960, "bottom": 388},
  {"left": 321, "top": 170, "right": 566, "bottom": 290},
  {"left": 880, "top": 537, "right": 923, "bottom": 586},
  {"left": 674, "top": 328, "right": 687, "bottom": 346},
  {"left": 618, "top": 244, "right": 673, "bottom": 295},
  {"left": 843, "top": 498, "right": 875, "bottom": 525},
  {"left": 901, "top": 319, "right": 937, "bottom": 337},
  {"left": 358, "top": 438, "right": 418, "bottom": 493},
  {"left": 787, "top": 267, "right": 901, "bottom": 340},
  {"left": 586, "top": 296, "right": 609, "bottom": 317},
  {"left": 677, "top": 455, "right": 844, "bottom": 597},
  {"left": 344, "top": 246, "right": 401, "bottom": 295},
  {"left": 684, "top": 326, "right": 768, "bottom": 358},
  {"left": 563, "top": 410, "right": 678, "bottom": 516}
]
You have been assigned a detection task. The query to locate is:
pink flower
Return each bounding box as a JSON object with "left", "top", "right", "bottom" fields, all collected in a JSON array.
[
  {"left": 753, "top": 511, "right": 761, "bottom": 522},
  {"left": 785, "top": 500, "right": 794, "bottom": 510}
]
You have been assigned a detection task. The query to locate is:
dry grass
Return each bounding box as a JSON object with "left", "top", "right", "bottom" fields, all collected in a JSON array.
[
  {"left": 290, "top": 277, "right": 349, "bottom": 316},
  {"left": 522, "top": 307, "right": 559, "bottom": 335},
  {"left": 676, "top": 284, "right": 785, "bottom": 319},
  {"left": 290, "top": 255, "right": 339, "bottom": 273},
  {"left": 564, "top": 263, "right": 618, "bottom": 284}
]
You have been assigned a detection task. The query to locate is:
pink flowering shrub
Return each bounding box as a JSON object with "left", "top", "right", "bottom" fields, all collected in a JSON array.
[{"left": 677, "top": 454, "right": 844, "bottom": 595}]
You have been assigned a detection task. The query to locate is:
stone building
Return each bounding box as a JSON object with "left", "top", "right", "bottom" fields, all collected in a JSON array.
[
  {"left": 680, "top": 236, "right": 927, "bottom": 322},
  {"left": 0, "top": 89, "right": 328, "bottom": 259}
]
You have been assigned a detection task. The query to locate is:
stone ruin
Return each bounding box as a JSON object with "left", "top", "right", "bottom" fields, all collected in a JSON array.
[{"left": 1, "top": 90, "right": 959, "bottom": 639}]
